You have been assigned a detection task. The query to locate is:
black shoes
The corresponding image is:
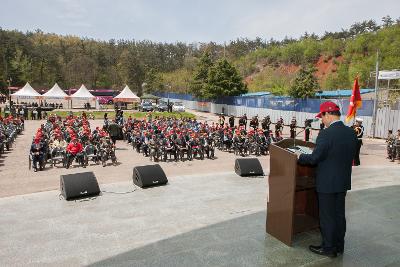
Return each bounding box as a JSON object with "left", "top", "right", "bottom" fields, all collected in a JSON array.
[{"left": 309, "top": 245, "right": 337, "bottom": 258}]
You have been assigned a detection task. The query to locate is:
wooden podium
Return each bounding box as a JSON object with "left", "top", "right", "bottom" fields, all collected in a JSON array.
[{"left": 266, "top": 138, "right": 319, "bottom": 246}]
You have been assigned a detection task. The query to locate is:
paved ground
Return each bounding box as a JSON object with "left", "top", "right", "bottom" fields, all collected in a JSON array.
[
  {"left": 0, "top": 109, "right": 399, "bottom": 266},
  {"left": 0, "top": 110, "right": 394, "bottom": 198},
  {"left": 0, "top": 172, "right": 399, "bottom": 266}
]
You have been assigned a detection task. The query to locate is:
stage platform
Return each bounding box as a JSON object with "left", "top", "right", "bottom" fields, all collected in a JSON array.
[{"left": 1, "top": 171, "right": 400, "bottom": 266}]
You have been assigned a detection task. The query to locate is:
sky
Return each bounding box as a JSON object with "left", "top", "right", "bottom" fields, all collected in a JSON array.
[{"left": 1, "top": 0, "right": 399, "bottom": 43}]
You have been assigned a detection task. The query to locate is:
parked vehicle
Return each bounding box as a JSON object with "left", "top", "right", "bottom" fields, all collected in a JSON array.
[
  {"left": 172, "top": 102, "right": 185, "bottom": 112},
  {"left": 156, "top": 101, "right": 168, "bottom": 112},
  {"left": 140, "top": 102, "right": 154, "bottom": 112}
]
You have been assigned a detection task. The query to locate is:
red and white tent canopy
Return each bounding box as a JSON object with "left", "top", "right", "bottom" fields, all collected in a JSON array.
[{"left": 113, "top": 85, "right": 140, "bottom": 103}]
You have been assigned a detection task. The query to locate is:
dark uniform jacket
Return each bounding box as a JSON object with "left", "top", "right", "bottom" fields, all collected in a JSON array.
[
  {"left": 108, "top": 122, "right": 120, "bottom": 137},
  {"left": 298, "top": 121, "right": 357, "bottom": 193}
]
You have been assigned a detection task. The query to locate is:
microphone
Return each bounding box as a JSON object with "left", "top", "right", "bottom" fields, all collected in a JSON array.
[
  {"left": 293, "top": 119, "right": 317, "bottom": 148},
  {"left": 294, "top": 129, "right": 305, "bottom": 148}
]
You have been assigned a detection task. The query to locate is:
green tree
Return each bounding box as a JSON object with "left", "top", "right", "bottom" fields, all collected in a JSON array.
[
  {"left": 143, "top": 68, "right": 164, "bottom": 93},
  {"left": 189, "top": 52, "right": 213, "bottom": 97},
  {"left": 118, "top": 49, "right": 145, "bottom": 95},
  {"left": 382, "top": 15, "right": 394, "bottom": 27},
  {"left": 204, "top": 59, "right": 247, "bottom": 99},
  {"left": 289, "top": 66, "right": 318, "bottom": 98}
]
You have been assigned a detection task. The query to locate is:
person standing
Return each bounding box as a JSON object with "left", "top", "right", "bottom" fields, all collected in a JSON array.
[
  {"left": 218, "top": 114, "right": 225, "bottom": 127},
  {"left": 304, "top": 119, "right": 312, "bottom": 142},
  {"left": 290, "top": 116, "right": 297, "bottom": 139},
  {"left": 23, "top": 106, "right": 28, "bottom": 120},
  {"left": 261, "top": 115, "right": 271, "bottom": 136},
  {"left": 37, "top": 106, "right": 42, "bottom": 120},
  {"left": 296, "top": 101, "right": 357, "bottom": 258},
  {"left": 239, "top": 114, "right": 248, "bottom": 130},
  {"left": 229, "top": 115, "right": 235, "bottom": 128},
  {"left": 31, "top": 108, "right": 37, "bottom": 120},
  {"left": 352, "top": 118, "right": 364, "bottom": 166},
  {"left": 386, "top": 130, "right": 395, "bottom": 160},
  {"left": 250, "top": 115, "right": 259, "bottom": 130},
  {"left": 108, "top": 119, "right": 120, "bottom": 146}
]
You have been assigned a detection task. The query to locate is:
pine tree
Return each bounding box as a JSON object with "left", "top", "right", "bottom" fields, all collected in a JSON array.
[
  {"left": 205, "top": 59, "right": 247, "bottom": 99},
  {"left": 189, "top": 52, "right": 213, "bottom": 98},
  {"left": 289, "top": 65, "right": 318, "bottom": 98}
]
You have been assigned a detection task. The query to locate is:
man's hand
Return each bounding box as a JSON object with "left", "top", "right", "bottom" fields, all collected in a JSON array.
[{"left": 294, "top": 151, "right": 302, "bottom": 159}]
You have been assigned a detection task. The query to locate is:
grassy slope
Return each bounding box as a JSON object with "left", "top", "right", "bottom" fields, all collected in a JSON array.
[{"left": 160, "top": 25, "right": 400, "bottom": 94}]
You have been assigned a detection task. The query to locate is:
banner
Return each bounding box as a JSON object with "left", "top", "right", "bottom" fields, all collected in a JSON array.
[{"left": 378, "top": 70, "right": 400, "bottom": 80}]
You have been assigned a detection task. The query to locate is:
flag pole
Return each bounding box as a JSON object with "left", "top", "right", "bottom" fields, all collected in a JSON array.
[
  {"left": 353, "top": 73, "right": 359, "bottom": 126},
  {"left": 372, "top": 50, "right": 379, "bottom": 138}
]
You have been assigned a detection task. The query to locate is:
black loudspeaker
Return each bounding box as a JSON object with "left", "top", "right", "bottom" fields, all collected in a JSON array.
[
  {"left": 60, "top": 172, "right": 100, "bottom": 200},
  {"left": 235, "top": 158, "right": 264, "bottom": 176},
  {"left": 133, "top": 164, "right": 168, "bottom": 188}
]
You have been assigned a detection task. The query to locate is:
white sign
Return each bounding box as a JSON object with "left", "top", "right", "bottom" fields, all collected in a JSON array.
[{"left": 378, "top": 70, "right": 400, "bottom": 80}]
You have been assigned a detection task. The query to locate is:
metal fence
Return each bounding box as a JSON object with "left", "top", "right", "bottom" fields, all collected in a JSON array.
[
  {"left": 375, "top": 108, "right": 400, "bottom": 138},
  {"left": 156, "top": 92, "right": 398, "bottom": 138},
  {"left": 157, "top": 92, "right": 374, "bottom": 116}
]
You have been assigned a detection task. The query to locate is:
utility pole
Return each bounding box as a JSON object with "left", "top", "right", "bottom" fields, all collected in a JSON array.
[
  {"left": 372, "top": 50, "right": 379, "bottom": 138},
  {"left": 7, "top": 78, "right": 12, "bottom": 107}
]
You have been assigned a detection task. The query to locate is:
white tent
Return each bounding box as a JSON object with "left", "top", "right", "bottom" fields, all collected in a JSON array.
[
  {"left": 11, "top": 82, "right": 42, "bottom": 99},
  {"left": 113, "top": 85, "right": 140, "bottom": 103},
  {"left": 42, "top": 83, "right": 68, "bottom": 99},
  {"left": 70, "top": 84, "right": 98, "bottom": 109},
  {"left": 71, "top": 84, "right": 95, "bottom": 99}
]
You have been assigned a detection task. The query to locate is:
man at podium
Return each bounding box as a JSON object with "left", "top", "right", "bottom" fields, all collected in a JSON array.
[{"left": 296, "top": 101, "right": 357, "bottom": 258}]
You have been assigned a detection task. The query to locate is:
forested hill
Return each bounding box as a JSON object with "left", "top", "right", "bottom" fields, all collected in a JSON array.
[{"left": 0, "top": 16, "right": 399, "bottom": 96}]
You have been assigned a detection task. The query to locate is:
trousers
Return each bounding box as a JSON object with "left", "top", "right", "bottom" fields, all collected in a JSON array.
[
  {"left": 318, "top": 192, "right": 347, "bottom": 252},
  {"left": 354, "top": 140, "right": 362, "bottom": 165}
]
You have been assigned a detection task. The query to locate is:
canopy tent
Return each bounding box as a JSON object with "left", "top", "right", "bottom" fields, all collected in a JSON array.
[
  {"left": 71, "top": 84, "right": 95, "bottom": 99},
  {"left": 70, "top": 84, "right": 98, "bottom": 109},
  {"left": 42, "top": 83, "right": 69, "bottom": 99},
  {"left": 113, "top": 85, "right": 140, "bottom": 103},
  {"left": 11, "top": 82, "right": 42, "bottom": 99}
]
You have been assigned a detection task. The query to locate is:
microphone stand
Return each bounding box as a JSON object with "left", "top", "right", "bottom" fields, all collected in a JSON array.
[{"left": 293, "top": 127, "right": 311, "bottom": 148}]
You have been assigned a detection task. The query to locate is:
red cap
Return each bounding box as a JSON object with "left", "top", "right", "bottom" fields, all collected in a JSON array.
[{"left": 316, "top": 101, "right": 340, "bottom": 118}]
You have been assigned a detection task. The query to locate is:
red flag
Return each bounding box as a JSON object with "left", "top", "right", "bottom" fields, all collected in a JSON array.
[{"left": 345, "top": 77, "right": 362, "bottom": 123}]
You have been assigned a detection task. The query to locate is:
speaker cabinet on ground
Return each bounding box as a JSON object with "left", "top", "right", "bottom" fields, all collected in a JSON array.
[
  {"left": 235, "top": 158, "right": 264, "bottom": 176},
  {"left": 133, "top": 164, "right": 168, "bottom": 188},
  {"left": 60, "top": 172, "right": 100, "bottom": 200}
]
